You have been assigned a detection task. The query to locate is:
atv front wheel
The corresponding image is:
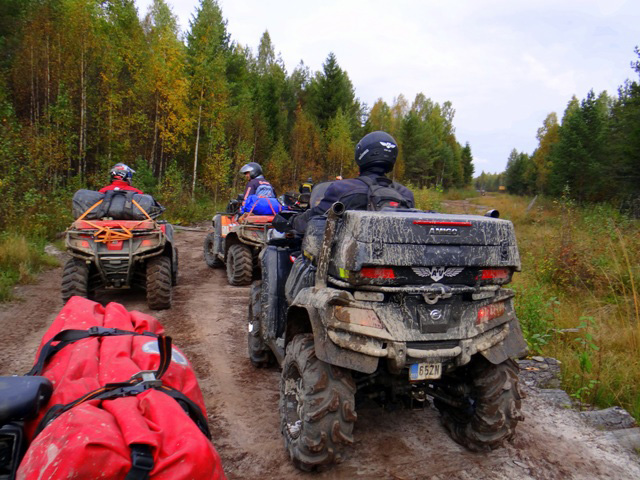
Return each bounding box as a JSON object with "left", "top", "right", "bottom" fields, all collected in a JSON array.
[
  {"left": 247, "top": 281, "right": 274, "bottom": 367},
  {"left": 146, "top": 256, "right": 172, "bottom": 310},
  {"left": 435, "top": 356, "right": 523, "bottom": 451},
  {"left": 280, "top": 334, "right": 357, "bottom": 471},
  {"left": 226, "top": 244, "right": 253, "bottom": 286},
  {"left": 203, "top": 232, "right": 223, "bottom": 268},
  {"left": 61, "top": 258, "right": 89, "bottom": 303}
]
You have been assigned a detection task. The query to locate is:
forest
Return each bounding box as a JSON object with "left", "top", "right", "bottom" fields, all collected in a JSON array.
[
  {"left": 0, "top": 0, "right": 474, "bottom": 237},
  {"left": 500, "top": 47, "right": 640, "bottom": 210}
]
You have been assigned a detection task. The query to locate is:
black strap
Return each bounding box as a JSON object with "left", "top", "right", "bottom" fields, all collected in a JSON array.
[
  {"left": 126, "top": 444, "right": 154, "bottom": 480},
  {"left": 33, "top": 334, "right": 172, "bottom": 437},
  {"left": 124, "top": 191, "right": 135, "bottom": 214},
  {"left": 27, "top": 327, "right": 159, "bottom": 376},
  {"left": 159, "top": 386, "right": 212, "bottom": 440},
  {"left": 356, "top": 175, "right": 406, "bottom": 210}
]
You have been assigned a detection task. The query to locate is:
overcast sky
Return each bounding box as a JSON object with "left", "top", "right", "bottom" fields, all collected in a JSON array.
[{"left": 136, "top": 0, "right": 639, "bottom": 174}]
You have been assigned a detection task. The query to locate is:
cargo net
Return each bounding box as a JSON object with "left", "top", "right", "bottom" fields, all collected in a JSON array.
[{"left": 76, "top": 199, "right": 154, "bottom": 243}]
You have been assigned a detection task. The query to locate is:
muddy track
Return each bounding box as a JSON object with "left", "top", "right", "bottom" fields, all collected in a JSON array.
[{"left": 1, "top": 229, "right": 639, "bottom": 479}]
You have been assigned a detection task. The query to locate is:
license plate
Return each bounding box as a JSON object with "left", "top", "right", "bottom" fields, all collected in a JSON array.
[{"left": 409, "top": 362, "right": 442, "bottom": 381}]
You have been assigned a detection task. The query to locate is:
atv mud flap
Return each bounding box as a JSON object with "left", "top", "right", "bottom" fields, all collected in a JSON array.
[
  {"left": 478, "top": 318, "right": 528, "bottom": 364},
  {"left": 305, "top": 306, "right": 380, "bottom": 374}
]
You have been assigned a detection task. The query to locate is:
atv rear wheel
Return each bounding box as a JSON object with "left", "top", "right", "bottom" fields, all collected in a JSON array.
[
  {"left": 146, "top": 256, "right": 172, "bottom": 310},
  {"left": 226, "top": 244, "right": 253, "bottom": 286},
  {"left": 435, "top": 356, "right": 523, "bottom": 451},
  {"left": 61, "top": 258, "right": 89, "bottom": 303},
  {"left": 280, "top": 334, "right": 357, "bottom": 472},
  {"left": 247, "top": 281, "right": 274, "bottom": 367},
  {"left": 203, "top": 232, "right": 224, "bottom": 268}
]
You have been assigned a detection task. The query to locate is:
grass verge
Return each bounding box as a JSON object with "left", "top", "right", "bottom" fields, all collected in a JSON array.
[{"left": 0, "top": 233, "right": 59, "bottom": 301}]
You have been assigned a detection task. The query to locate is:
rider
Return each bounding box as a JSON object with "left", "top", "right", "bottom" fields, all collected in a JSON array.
[
  {"left": 239, "top": 162, "right": 279, "bottom": 216},
  {"left": 299, "top": 177, "right": 314, "bottom": 195},
  {"left": 292, "top": 131, "right": 414, "bottom": 232},
  {"left": 99, "top": 163, "right": 143, "bottom": 194}
]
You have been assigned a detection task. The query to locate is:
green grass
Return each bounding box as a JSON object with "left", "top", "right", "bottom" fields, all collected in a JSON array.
[
  {"left": 477, "top": 194, "right": 640, "bottom": 420},
  {"left": 0, "top": 233, "right": 59, "bottom": 301}
]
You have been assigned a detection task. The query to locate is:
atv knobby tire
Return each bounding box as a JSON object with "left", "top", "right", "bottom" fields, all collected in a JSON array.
[
  {"left": 247, "top": 281, "right": 274, "bottom": 367},
  {"left": 203, "top": 232, "right": 224, "bottom": 268},
  {"left": 436, "top": 356, "right": 523, "bottom": 451},
  {"left": 226, "top": 244, "right": 253, "bottom": 286},
  {"left": 146, "top": 256, "right": 172, "bottom": 310},
  {"left": 280, "top": 334, "right": 357, "bottom": 471},
  {"left": 61, "top": 258, "right": 90, "bottom": 303}
]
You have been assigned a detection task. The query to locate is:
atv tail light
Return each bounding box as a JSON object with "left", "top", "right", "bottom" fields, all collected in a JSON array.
[
  {"left": 477, "top": 268, "right": 510, "bottom": 281},
  {"left": 141, "top": 239, "right": 153, "bottom": 246},
  {"left": 360, "top": 267, "right": 395, "bottom": 279},
  {"left": 334, "top": 306, "right": 384, "bottom": 329},
  {"left": 477, "top": 302, "right": 506, "bottom": 325},
  {"left": 81, "top": 240, "right": 90, "bottom": 248}
]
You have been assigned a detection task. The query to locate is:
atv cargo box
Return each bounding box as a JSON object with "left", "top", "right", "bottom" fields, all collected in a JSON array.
[{"left": 302, "top": 211, "right": 520, "bottom": 286}]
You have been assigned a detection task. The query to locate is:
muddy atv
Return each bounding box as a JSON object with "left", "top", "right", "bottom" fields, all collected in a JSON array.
[
  {"left": 63, "top": 209, "right": 178, "bottom": 310},
  {"left": 203, "top": 198, "right": 277, "bottom": 286},
  {"left": 248, "top": 204, "right": 527, "bottom": 471}
]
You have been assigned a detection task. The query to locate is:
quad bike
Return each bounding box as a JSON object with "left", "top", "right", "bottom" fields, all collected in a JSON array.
[
  {"left": 248, "top": 203, "right": 527, "bottom": 471},
  {"left": 203, "top": 195, "right": 279, "bottom": 286},
  {"left": 63, "top": 192, "right": 178, "bottom": 310}
]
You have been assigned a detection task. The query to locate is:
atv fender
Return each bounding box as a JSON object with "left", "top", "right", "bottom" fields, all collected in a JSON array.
[
  {"left": 479, "top": 318, "right": 528, "bottom": 364},
  {"left": 288, "top": 289, "right": 379, "bottom": 374}
]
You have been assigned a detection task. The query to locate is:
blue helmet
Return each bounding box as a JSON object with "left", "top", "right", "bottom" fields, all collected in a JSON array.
[{"left": 110, "top": 163, "right": 135, "bottom": 184}]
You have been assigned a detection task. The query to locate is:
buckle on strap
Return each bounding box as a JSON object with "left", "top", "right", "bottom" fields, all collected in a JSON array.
[
  {"left": 130, "top": 443, "right": 154, "bottom": 472},
  {"left": 129, "top": 370, "right": 162, "bottom": 388},
  {"left": 87, "top": 326, "right": 116, "bottom": 336}
]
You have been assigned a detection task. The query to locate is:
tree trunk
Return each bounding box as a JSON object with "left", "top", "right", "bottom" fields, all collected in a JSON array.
[
  {"left": 79, "top": 42, "right": 86, "bottom": 178},
  {"left": 150, "top": 94, "right": 159, "bottom": 173},
  {"left": 192, "top": 84, "right": 204, "bottom": 199},
  {"left": 30, "top": 44, "right": 35, "bottom": 126}
]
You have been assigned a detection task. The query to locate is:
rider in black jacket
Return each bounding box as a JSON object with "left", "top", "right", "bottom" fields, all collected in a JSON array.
[{"left": 292, "top": 131, "right": 414, "bottom": 232}]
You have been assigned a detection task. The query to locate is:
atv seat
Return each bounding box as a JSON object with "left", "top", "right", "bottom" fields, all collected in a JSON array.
[
  {"left": 73, "top": 220, "right": 156, "bottom": 230},
  {"left": 0, "top": 376, "right": 53, "bottom": 423},
  {"left": 242, "top": 215, "right": 275, "bottom": 225}
]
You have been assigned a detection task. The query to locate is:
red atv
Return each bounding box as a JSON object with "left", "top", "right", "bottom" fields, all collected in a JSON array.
[{"left": 63, "top": 190, "right": 178, "bottom": 309}]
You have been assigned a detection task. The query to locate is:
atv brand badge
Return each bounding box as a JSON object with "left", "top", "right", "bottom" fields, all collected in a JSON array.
[
  {"left": 412, "top": 266, "right": 464, "bottom": 282},
  {"left": 428, "top": 226, "right": 458, "bottom": 235},
  {"left": 429, "top": 309, "right": 443, "bottom": 321}
]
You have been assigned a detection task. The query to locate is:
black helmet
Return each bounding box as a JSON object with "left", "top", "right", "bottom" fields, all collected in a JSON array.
[
  {"left": 354, "top": 131, "right": 398, "bottom": 173},
  {"left": 110, "top": 163, "right": 135, "bottom": 184},
  {"left": 239, "top": 162, "right": 262, "bottom": 179}
]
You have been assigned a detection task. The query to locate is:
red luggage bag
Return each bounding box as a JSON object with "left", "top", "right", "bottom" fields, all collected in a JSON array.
[{"left": 18, "top": 297, "right": 225, "bottom": 479}]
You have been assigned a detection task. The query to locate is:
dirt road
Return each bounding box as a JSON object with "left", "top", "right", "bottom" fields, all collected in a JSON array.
[{"left": 1, "top": 229, "right": 639, "bottom": 479}]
